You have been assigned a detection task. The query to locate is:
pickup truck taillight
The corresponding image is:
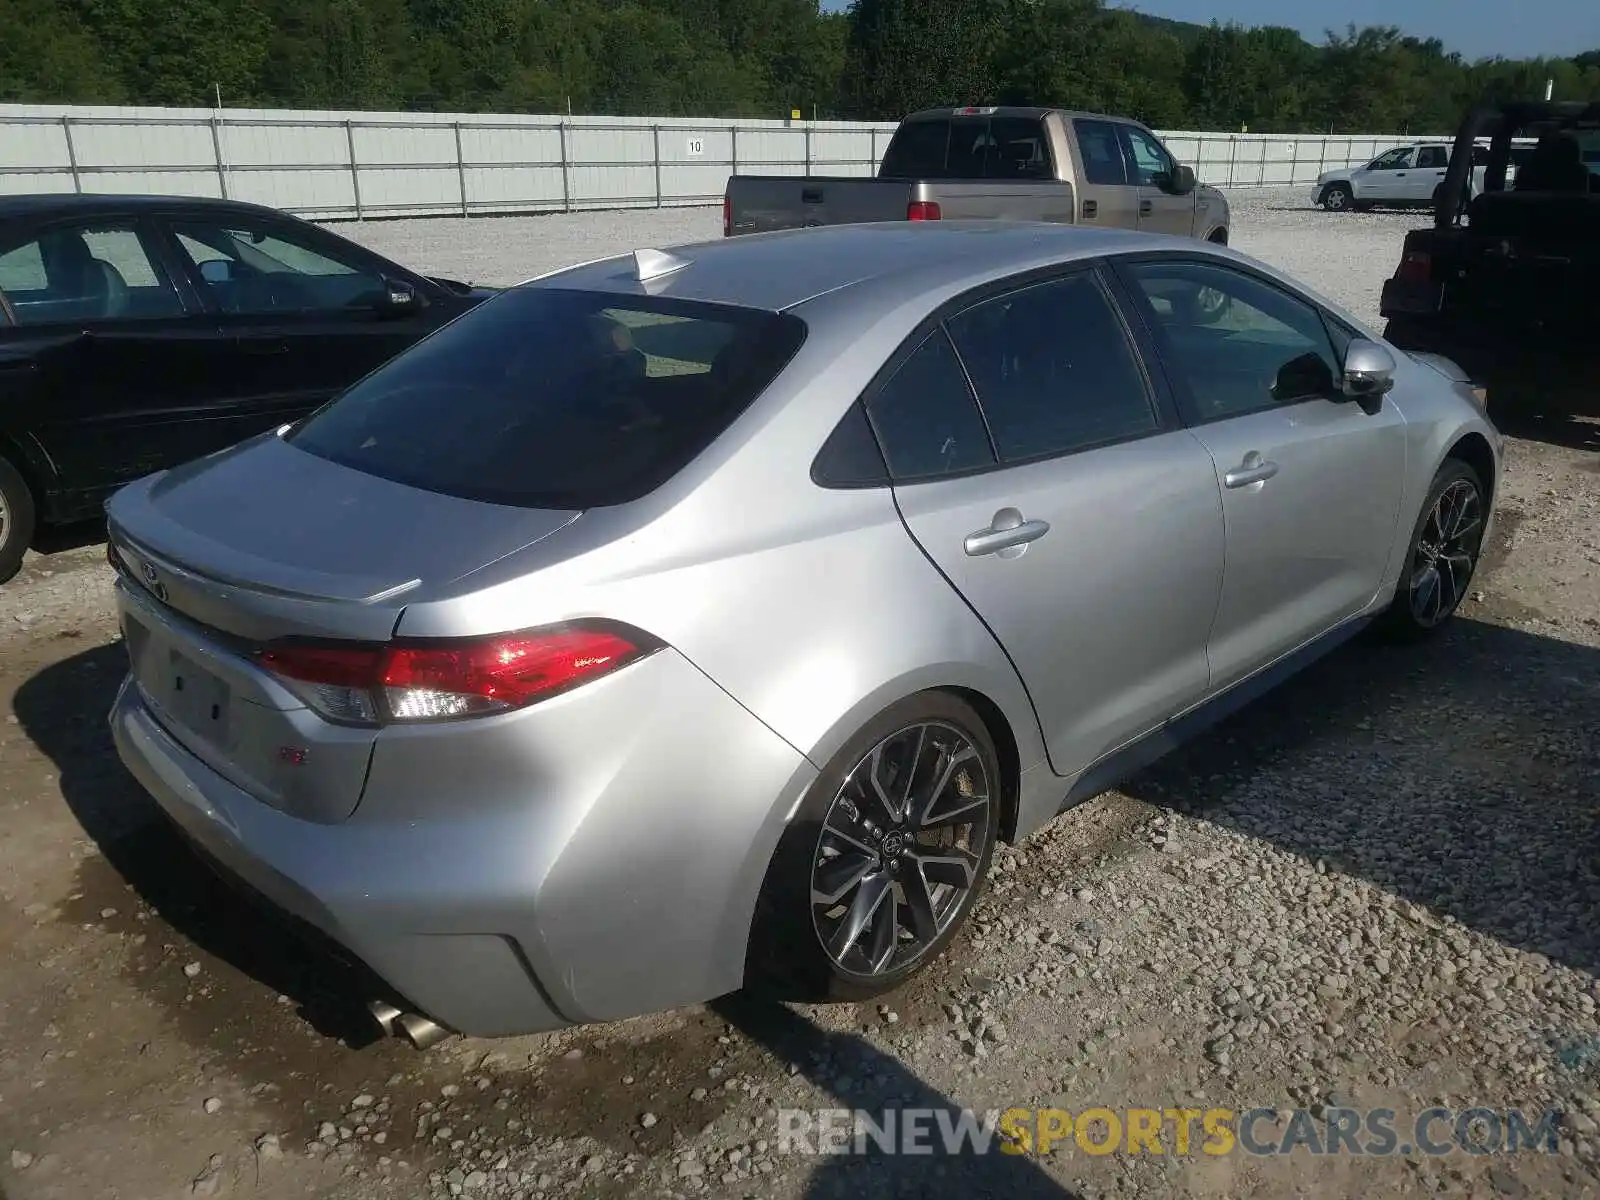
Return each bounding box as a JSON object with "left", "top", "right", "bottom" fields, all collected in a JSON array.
[
  {"left": 723, "top": 192, "right": 732, "bottom": 237},
  {"left": 1395, "top": 249, "right": 1432, "bottom": 283},
  {"left": 907, "top": 200, "right": 942, "bottom": 222}
]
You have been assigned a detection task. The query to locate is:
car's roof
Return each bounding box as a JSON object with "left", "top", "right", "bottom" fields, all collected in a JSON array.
[
  {"left": 528, "top": 221, "right": 1201, "bottom": 314},
  {"left": 0, "top": 192, "right": 293, "bottom": 221}
]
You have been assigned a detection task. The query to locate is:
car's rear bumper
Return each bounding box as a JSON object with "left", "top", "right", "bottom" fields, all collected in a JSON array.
[{"left": 110, "top": 645, "right": 817, "bottom": 1038}]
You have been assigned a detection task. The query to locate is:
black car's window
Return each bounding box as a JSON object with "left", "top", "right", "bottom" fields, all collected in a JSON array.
[
  {"left": 865, "top": 328, "right": 994, "bottom": 481},
  {"left": 1125, "top": 260, "right": 1340, "bottom": 423},
  {"left": 1121, "top": 126, "right": 1174, "bottom": 186},
  {"left": 287, "top": 287, "right": 806, "bottom": 508},
  {"left": 1417, "top": 146, "right": 1449, "bottom": 169},
  {"left": 0, "top": 223, "right": 183, "bottom": 325},
  {"left": 169, "top": 220, "right": 387, "bottom": 315},
  {"left": 945, "top": 272, "right": 1158, "bottom": 463},
  {"left": 1074, "top": 119, "right": 1129, "bottom": 186}
]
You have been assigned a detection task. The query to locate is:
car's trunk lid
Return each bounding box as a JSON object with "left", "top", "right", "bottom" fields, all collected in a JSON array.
[
  {"left": 108, "top": 431, "right": 580, "bottom": 643},
  {"left": 106, "top": 433, "right": 580, "bottom": 825}
]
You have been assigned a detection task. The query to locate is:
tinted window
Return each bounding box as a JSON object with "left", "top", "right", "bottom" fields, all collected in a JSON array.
[
  {"left": 0, "top": 223, "right": 182, "bottom": 325},
  {"left": 865, "top": 329, "right": 994, "bottom": 481},
  {"left": 1074, "top": 119, "right": 1128, "bottom": 185},
  {"left": 1122, "top": 126, "right": 1174, "bottom": 186},
  {"left": 287, "top": 288, "right": 807, "bottom": 508},
  {"left": 881, "top": 115, "right": 1052, "bottom": 180},
  {"left": 813, "top": 402, "right": 888, "bottom": 488},
  {"left": 945, "top": 272, "right": 1158, "bottom": 462},
  {"left": 1126, "top": 261, "right": 1340, "bottom": 422},
  {"left": 1417, "top": 146, "right": 1449, "bottom": 169},
  {"left": 170, "top": 219, "right": 387, "bottom": 314},
  {"left": 881, "top": 121, "right": 949, "bottom": 177},
  {"left": 989, "top": 117, "right": 1053, "bottom": 179}
]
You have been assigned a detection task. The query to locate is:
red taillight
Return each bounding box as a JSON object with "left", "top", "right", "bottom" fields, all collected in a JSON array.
[
  {"left": 1396, "top": 249, "right": 1432, "bottom": 283},
  {"left": 254, "top": 623, "right": 654, "bottom": 725},
  {"left": 723, "top": 192, "right": 732, "bottom": 237},
  {"left": 907, "top": 200, "right": 942, "bottom": 222}
]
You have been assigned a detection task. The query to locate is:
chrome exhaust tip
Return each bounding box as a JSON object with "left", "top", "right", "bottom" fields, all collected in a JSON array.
[
  {"left": 367, "top": 1000, "right": 403, "bottom": 1037},
  {"left": 397, "top": 1012, "right": 451, "bottom": 1050}
]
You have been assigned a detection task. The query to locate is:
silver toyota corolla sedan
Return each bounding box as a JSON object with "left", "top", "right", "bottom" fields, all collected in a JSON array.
[{"left": 105, "top": 222, "right": 1502, "bottom": 1044}]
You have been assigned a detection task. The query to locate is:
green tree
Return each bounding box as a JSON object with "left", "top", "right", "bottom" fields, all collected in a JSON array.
[{"left": 845, "top": 0, "right": 1005, "bottom": 118}]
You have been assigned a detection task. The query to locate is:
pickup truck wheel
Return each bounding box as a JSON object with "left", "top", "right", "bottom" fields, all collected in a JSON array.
[
  {"left": 0, "top": 455, "right": 37, "bottom": 585},
  {"left": 1321, "top": 183, "right": 1354, "bottom": 212}
]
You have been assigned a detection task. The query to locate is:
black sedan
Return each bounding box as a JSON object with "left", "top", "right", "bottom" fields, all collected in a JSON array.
[{"left": 0, "top": 193, "right": 494, "bottom": 582}]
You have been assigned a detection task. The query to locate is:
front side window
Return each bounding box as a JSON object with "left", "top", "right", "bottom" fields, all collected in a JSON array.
[
  {"left": 1369, "top": 147, "right": 1414, "bottom": 171},
  {"left": 1074, "top": 119, "right": 1129, "bottom": 186},
  {"left": 170, "top": 220, "right": 387, "bottom": 315},
  {"left": 287, "top": 287, "right": 806, "bottom": 508},
  {"left": 1124, "top": 260, "right": 1340, "bottom": 422},
  {"left": 945, "top": 272, "right": 1158, "bottom": 462},
  {"left": 0, "top": 222, "right": 182, "bottom": 325},
  {"left": 1121, "top": 126, "right": 1175, "bottom": 186}
]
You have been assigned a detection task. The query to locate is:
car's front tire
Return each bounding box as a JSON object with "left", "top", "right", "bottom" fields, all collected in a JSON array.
[
  {"left": 746, "top": 692, "right": 1001, "bottom": 1003},
  {"left": 1378, "top": 459, "right": 1488, "bottom": 641},
  {"left": 0, "top": 455, "right": 36, "bottom": 585},
  {"left": 1321, "top": 183, "right": 1354, "bottom": 211}
]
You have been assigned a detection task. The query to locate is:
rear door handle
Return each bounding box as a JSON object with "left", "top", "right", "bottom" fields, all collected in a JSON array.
[
  {"left": 1139, "top": 199, "right": 1152, "bottom": 215},
  {"left": 964, "top": 508, "right": 1050, "bottom": 557},
  {"left": 1224, "top": 455, "right": 1280, "bottom": 489}
]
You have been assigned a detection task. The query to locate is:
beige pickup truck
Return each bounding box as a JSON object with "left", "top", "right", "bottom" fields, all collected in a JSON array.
[{"left": 723, "top": 105, "right": 1230, "bottom": 243}]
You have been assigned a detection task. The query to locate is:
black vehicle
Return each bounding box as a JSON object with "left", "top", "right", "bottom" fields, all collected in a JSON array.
[
  {"left": 0, "top": 194, "right": 494, "bottom": 581},
  {"left": 1380, "top": 100, "right": 1600, "bottom": 406}
]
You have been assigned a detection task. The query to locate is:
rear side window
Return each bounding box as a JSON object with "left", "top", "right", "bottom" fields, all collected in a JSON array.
[
  {"left": 866, "top": 329, "right": 995, "bottom": 481},
  {"left": 1417, "top": 146, "right": 1449, "bottom": 169},
  {"left": 1073, "top": 119, "right": 1128, "bottom": 186},
  {"left": 946, "top": 272, "right": 1158, "bottom": 462},
  {"left": 287, "top": 288, "right": 806, "bottom": 508}
]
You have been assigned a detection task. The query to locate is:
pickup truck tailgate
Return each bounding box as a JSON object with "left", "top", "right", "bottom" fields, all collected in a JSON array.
[{"left": 725, "top": 176, "right": 914, "bottom": 235}]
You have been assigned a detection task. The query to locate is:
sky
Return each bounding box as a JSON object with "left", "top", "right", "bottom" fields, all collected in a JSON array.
[{"left": 819, "top": 1, "right": 1600, "bottom": 63}]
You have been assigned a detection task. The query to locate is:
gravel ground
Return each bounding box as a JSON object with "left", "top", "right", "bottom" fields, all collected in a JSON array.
[{"left": 2, "top": 187, "right": 1598, "bottom": 1200}]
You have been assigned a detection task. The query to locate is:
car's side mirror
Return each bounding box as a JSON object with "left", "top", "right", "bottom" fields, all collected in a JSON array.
[
  {"left": 375, "top": 278, "right": 424, "bottom": 317},
  {"left": 1341, "top": 338, "right": 1397, "bottom": 413},
  {"left": 1163, "top": 164, "right": 1197, "bottom": 195}
]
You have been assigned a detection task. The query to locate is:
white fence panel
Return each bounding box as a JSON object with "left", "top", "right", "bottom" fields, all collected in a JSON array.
[{"left": 0, "top": 102, "right": 1436, "bottom": 221}]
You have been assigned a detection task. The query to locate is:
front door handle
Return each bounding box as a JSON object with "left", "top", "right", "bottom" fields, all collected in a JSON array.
[
  {"left": 1224, "top": 453, "right": 1280, "bottom": 489},
  {"left": 1139, "top": 199, "right": 1153, "bottom": 216},
  {"left": 964, "top": 508, "right": 1050, "bottom": 557}
]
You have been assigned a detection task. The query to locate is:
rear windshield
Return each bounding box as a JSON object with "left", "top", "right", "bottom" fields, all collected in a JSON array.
[
  {"left": 286, "top": 287, "right": 807, "bottom": 509},
  {"left": 880, "top": 115, "right": 1053, "bottom": 180}
]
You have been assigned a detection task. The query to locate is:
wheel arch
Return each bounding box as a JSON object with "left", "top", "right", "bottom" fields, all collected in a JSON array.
[{"left": 1444, "top": 430, "right": 1497, "bottom": 508}]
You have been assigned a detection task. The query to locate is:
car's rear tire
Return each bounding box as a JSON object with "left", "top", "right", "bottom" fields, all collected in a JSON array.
[
  {"left": 1321, "top": 183, "right": 1354, "bottom": 211},
  {"left": 1377, "top": 459, "right": 1487, "bottom": 642},
  {"left": 0, "top": 455, "right": 36, "bottom": 585},
  {"left": 745, "top": 692, "right": 1001, "bottom": 1003}
]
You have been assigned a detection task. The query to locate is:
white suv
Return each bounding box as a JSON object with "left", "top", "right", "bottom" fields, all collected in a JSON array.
[{"left": 1312, "top": 140, "right": 1540, "bottom": 212}]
